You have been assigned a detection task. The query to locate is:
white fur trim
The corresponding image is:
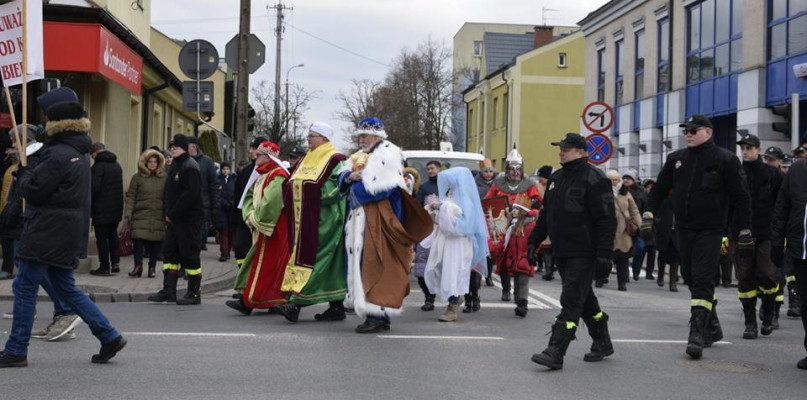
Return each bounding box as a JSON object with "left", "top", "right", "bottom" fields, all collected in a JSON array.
[
  {"left": 355, "top": 128, "right": 388, "bottom": 138},
  {"left": 361, "top": 140, "right": 406, "bottom": 195},
  {"left": 344, "top": 206, "right": 403, "bottom": 319}
]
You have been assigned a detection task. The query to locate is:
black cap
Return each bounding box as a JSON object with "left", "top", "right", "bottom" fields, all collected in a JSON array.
[
  {"left": 679, "top": 114, "right": 713, "bottom": 130},
  {"left": 187, "top": 136, "right": 199, "bottom": 145},
  {"left": 169, "top": 134, "right": 190, "bottom": 152},
  {"left": 794, "top": 146, "right": 806, "bottom": 156},
  {"left": 250, "top": 136, "right": 268, "bottom": 148},
  {"left": 763, "top": 146, "right": 785, "bottom": 160},
  {"left": 551, "top": 133, "right": 587, "bottom": 150},
  {"left": 37, "top": 87, "right": 78, "bottom": 113},
  {"left": 737, "top": 133, "right": 760, "bottom": 147},
  {"left": 45, "top": 102, "right": 85, "bottom": 122},
  {"left": 783, "top": 154, "right": 793, "bottom": 166}
]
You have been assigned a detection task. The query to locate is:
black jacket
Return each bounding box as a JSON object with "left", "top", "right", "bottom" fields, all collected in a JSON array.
[
  {"left": 731, "top": 157, "right": 782, "bottom": 241},
  {"left": 771, "top": 159, "right": 807, "bottom": 260},
  {"left": 528, "top": 157, "right": 617, "bottom": 260},
  {"left": 17, "top": 119, "right": 93, "bottom": 269},
  {"left": 417, "top": 175, "right": 439, "bottom": 205},
  {"left": 90, "top": 150, "right": 123, "bottom": 224},
  {"left": 193, "top": 151, "right": 220, "bottom": 219},
  {"left": 164, "top": 153, "right": 204, "bottom": 223},
  {"left": 647, "top": 140, "right": 751, "bottom": 232},
  {"left": 215, "top": 172, "right": 236, "bottom": 229}
]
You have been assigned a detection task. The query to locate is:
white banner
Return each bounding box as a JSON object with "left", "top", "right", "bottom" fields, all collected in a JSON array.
[{"left": 0, "top": 0, "right": 44, "bottom": 87}]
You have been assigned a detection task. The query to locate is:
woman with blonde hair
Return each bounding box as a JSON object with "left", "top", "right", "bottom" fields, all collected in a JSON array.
[
  {"left": 124, "top": 149, "right": 167, "bottom": 278},
  {"left": 605, "top": 170, "right": 641, "bottom": 291}
]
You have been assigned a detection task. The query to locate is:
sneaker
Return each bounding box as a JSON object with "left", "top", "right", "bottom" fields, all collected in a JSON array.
[
  {"left": 50, "top": 329, "right": 76, "bottom": 341},
  {"left": 0, "top": 351, "right": 27, "bottom": 368},
  {"left": 91, "top": 335, "right": 127, "bottom": 364},
  {"left": 45, "top": 315, "right": 83, "bottom": 342},
  {"left": 31, "top": 325, "right": 52, "bottom": 339}
]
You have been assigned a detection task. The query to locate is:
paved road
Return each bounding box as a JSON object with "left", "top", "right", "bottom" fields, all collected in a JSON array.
[{"left": 1, "top": 275, "right": 805, "bottom": 400}]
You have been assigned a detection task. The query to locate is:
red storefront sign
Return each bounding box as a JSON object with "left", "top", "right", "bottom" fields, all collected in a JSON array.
[{"left": 43, "top": 22, "right": 142, "bottom": 94}]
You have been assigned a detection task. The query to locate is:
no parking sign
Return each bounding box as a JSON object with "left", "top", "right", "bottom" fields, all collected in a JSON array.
[{"left": 586, "top": 133, "right": 613, "bottom": 165}]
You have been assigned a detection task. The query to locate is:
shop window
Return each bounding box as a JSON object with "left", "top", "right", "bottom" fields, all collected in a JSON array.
[
  {"left": 768, "top": 0, "right": 807, "bottom": 60},
  {"left": 687, "top": 0, "right": 743, "bottom": 82}
]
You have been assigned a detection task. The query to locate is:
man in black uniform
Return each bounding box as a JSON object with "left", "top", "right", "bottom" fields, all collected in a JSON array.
[
  {"left": 148, "top": 134, "right": 205, "bottom": 305},
  {"left": 735, "top": 133, "right": 782, "bottom": 339},
  {"left": 528, "top": 133, "right": 616, "bottom": 370},
  {"left": 643, "top": 115, "right": 752, "bottom": 359}
]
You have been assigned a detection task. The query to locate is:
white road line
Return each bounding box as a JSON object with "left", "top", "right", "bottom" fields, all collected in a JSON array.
[
  {"left": 378, "top": 335, "right": 504, "bottom": 340},
  {"left": 490, "top": 278, "right": 558, "bottom": 309},
  {"left": 612, "top": 339, "right": 733, "bottom": 345},
  {"left": 124, "top": 332, "right": 256, "bottom": 337}
]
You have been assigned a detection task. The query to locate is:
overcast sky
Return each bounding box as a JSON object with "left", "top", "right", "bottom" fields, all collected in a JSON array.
[{"left": 152, "top": 0, "right": 610, "bottom": 151}]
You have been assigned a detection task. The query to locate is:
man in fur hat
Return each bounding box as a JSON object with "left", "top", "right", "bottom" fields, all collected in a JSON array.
[{"left": 340, "top": 117, "right": 431, "bottom": 333}]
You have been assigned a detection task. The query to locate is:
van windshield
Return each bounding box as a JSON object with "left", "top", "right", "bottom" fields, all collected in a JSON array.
[{"left": 405, "top": 157, "right": 481, "bottom": 179}]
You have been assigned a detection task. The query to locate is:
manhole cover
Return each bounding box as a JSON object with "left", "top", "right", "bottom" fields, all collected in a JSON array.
[{"left": 679, "top": 359, "right": 762, "bottom": 373}]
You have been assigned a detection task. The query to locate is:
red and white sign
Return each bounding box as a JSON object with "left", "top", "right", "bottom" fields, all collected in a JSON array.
[
  {"left": 44, "top": 22, "right": 142, "bottom": 94},
  {"left": 582, "top": 101, "right": 614, "bottom": 133},
  {"left": 0, "top": 0, "right": 44, "bottom": 87}
]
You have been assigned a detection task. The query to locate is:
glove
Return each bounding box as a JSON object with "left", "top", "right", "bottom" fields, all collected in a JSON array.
[
  {"left": 736, "top": 229, "right": 755, "bottom": 259},
  {"left": 595, "top": 257, "right": 612, "bottom": 281},
  {"left": 640, "top": 211, "right": 654, "bottom": 240},
  {"left": 527, "top": 245, "right": 537, "bottom": 266}
]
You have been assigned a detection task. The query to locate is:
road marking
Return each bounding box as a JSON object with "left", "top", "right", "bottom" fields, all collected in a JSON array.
[
  {"left": 613, "top": 339, "right": 733, "bottom": 345},
  {"left": 378, "top": 335, "right": 504, "bottom": 340},
  {"left": 124, "top": 332, "right": 256, "bottom": 337},
  {"left": 489, "top": 278, "right": 559, "bottom": 309}
]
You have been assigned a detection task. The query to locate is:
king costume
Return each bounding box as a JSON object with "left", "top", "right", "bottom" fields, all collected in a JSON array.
[
  {"left": 340, "top": 118, "right": 432, "bottom": 333},
  {"left": 230, "top": 142, "right": 291, "bottom": 313}
]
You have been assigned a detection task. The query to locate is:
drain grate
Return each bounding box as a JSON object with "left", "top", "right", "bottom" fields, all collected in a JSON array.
[{"left": 679, "top": 359, "right": 763, "bottom": 373}]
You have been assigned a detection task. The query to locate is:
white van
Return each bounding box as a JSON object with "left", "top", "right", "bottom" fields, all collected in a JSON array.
[{"left": 402, "top": 143, "right": 484, "bottom": 178}]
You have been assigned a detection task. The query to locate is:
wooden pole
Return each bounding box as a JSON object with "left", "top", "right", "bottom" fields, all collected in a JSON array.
[{"left": 20, "top": 0, "right": 27, "bottom": 166}]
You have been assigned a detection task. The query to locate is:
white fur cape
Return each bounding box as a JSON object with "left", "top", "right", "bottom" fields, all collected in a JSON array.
[{"left": 343, "top": 140, "right": 407, "bottom": 318}]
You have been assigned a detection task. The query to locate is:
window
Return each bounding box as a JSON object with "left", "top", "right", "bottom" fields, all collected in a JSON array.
[
  {"left": 635, "top": 30, "right": 645, "bottom": 100},
  {"left": 658, "top": 18, "right": 670, "bottom": 92},
  {"left": 615, "top": 40, "right": 624, "bottom": 106},
  {"left": 687, "top": 0, "right": 743, "bottom": 83},
  {"left": 768, "top": 0, "right": 807, "bottom": 60},
  {"left": 502, "top": 95, "right": 508, "bottom": 128},
  {"left": 558, "top": 52, "right": 567, "bottom": 67},
  {"left": 597, "top": 48, "right": 606, "bottom": 102},
  {"left": 492, "top": 97, "right": 498, "bottom": 130},
  {"left": 473, "top": 41, "right": 483, "bottom": 58}
]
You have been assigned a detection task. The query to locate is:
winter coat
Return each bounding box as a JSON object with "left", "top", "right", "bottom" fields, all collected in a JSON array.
[
  {"left": 164, "top": 152, "right": 204, "bottom": 223},
  {"left": 731, "top": 157, "right": 782, "bottom": 241},
  {"left": 192, "top": 150, "right": 220, "bottom": 220},
  {"left": 215, "top": 172, "right": 236, "bottom": 230},
  {"left": 493, "top": 211, "right": 537, "bottom": 277},
  {"left": 91, "top": 150, "right": 124, "bottom": 225},
  {"left": 528, "top": 157, "right": 616, "bottom": 261},
  {"left": 417, "top": 175, "right": 439, "bottom": 205},
  {"left": 654, "top": 196, "right": 678, "bottom": 255},
  {"left": 17, "top": 118, "right": 93, "bottom": 269},
  {"left": 771, "top": 158, "right": 807, "bottom": 260},
  {"left": 647, "top": 139, "right": 751, "bottom": 231},
  {"left": 613, "top": 190, "right": 641, "bottom": 255},
  {"left": 124, "top": 150, "right": 166, "bottom": 242}
]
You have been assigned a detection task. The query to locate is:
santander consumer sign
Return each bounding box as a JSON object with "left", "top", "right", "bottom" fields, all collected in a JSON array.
[
  {"left": 97, "top": 27, "right": 142, "bottom": 94},
  {"left": 102, "top": 40, "right": 139, "bottom": 88}
]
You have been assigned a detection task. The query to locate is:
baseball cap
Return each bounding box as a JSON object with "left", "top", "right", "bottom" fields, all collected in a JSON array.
[
  {"left": 551, "top": 133, "right": 587, "bottom": 150},
  {"left": 736, "top": 133, "right": 760, "bottom": 147},
  {"left": 782, "top": 154, "right": 793, "bottom": 167},
  {"left": 679, "top": 114, "right": 713, "bottom": 130},
  {"left": 763, "top": 146, "right": 785, "bottom": 160}
]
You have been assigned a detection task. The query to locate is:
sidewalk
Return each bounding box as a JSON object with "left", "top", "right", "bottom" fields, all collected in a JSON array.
[{"left": 0, "top": 240, "right": 238, "bottom": 303}]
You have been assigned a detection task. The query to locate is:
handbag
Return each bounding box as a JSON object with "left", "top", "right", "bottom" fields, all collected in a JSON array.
[{"left": 115, "top": 225, "right": 133, "bottom": 257}]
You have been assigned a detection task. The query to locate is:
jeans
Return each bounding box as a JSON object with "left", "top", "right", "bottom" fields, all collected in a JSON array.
[
  {"left": 631, "top": 236, "right": 646, "bottom": 277},
  {"left": 94, "top": 222, "right": 120, "bottom": 270},
  {"left": 4, "top": 259, "right": 119, "bottom": 356}
]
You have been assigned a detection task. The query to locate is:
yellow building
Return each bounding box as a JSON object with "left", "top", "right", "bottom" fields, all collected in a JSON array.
[{"left": 464, "top": 29, "right": 585, "bottom": 173}]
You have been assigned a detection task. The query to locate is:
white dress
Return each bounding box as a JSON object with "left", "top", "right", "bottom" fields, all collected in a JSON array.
[{"left": 422, "top": 200, "right": 472, "bottom": 302}]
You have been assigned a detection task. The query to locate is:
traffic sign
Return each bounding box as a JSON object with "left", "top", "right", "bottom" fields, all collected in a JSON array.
[
  {"left": 182, "top": 81, "right": 214, "bottom": 113},
  {"left": 178, "top": 40, "right": 219, "bottom": 80},
  {"left": 586, "top": 133, "right": 613, "bottom": 165},
  {"left": 225, "top": 34, "right": 266, "bottom": 74},
  {"left": 582, "top": 101, "right": 614, "bottom": 133}
]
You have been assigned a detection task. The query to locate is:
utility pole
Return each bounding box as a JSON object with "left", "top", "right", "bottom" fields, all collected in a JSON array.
[
  {"left": 234, "top": 0, "right": 251, "bottom": 162},
  {"left": 272, "top": 2, "right": 291, "bottom": 140}
]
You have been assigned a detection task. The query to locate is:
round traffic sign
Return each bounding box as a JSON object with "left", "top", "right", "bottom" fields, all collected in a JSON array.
[
  {"left": 586, "top": 133, "right": 613, "bottom": 165},
  {"left": 178, "top": 39, "right": 220, "bottom": 80},
  {"left": 582, "top": 101, "right": 615, "bottom": 133}
]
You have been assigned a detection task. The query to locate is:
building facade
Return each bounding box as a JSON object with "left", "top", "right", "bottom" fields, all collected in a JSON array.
[
  {"left": 464, "top": 30, "right": 585, "bottom": 173},
  {"left": 579, "top": 0, "right": 807, "bottom": 179}
]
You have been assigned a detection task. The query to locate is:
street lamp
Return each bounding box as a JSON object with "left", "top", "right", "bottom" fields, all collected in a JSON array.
[{"left": 285, "top": 63, "right": 305, "bottom": 138}]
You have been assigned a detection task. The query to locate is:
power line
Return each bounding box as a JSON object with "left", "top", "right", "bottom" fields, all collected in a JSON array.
[
  {"left": 152, "top": 15, "right": 272, "bottom": 25},
  {"left": 286, "top": 23, "right": 391, "bottom": 68}
]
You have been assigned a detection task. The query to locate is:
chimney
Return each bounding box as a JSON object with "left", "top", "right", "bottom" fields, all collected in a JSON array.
[{"left": 534, "top": 25, "right": 554, "bottom": 48}]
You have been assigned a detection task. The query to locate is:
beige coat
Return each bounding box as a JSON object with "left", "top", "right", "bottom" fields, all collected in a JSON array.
[{"left": 613, "top": 191, "right": 641, "bottom": 254}]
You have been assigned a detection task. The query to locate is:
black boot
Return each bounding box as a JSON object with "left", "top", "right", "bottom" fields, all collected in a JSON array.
[
  {"left": 176, "top": 274, "right": 202, "bottom": 305},
  {"left": 274, "top": 302, "right": 301, "bottom": 323},
  {"left": 704, "top": 300, "right": 723, "bottom": 347},
  {"left": 225, "top": 297, "right": 253, "bottom": 315},
  {"left": 740, "top": 297, "right": 758, "bottom": 339},
  {"left": 657, "top": 263, "right": 666, "bottom": 287},
  {"left": 147, "top": 270, "right": 177, "bottom": 302},
  {"left": 773, "top": 302, "right": 781, "bottom": 330},
  {"left": 501, "top": 290, "right": 511, "bottom": 302},
  {"left": 472, "top": 295, "right": 481, "bottom": 312},
  {"left": 669, "top": 264, "right": 679, "bottom": 292},
  {"left": 421, "top": 295, "right": 435, "bottom": 311},
  {"left": 314, "top": 301, "right": 347, "bottom": 321},
  {"left": 760, "top": 294, "right": 776, "bottom": 335},
  {"left": 514, "top": 299, "right": 528, "bottom": 317},
  {"left": 787, "top": 281, "right": 802, "bottom": 318},
  {"left": 531, "top": 321, "right": 576, "bottom": 370},
  {"left": 583, "top": 312, "right": 614, "bottom": 362},
  {"left": 686, "top": 308, "right": 710, "bottom": 359},
  {"left": 462, "top": 294, "right": 474, "bottom": 314}
]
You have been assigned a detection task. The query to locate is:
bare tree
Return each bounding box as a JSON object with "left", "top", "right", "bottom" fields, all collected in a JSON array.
[
  {"left": 250, "top": 79, "right": 319, "bottom": 156},
  {"left": 333, "top": 79, "right": 381, "bottom": 152}
]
